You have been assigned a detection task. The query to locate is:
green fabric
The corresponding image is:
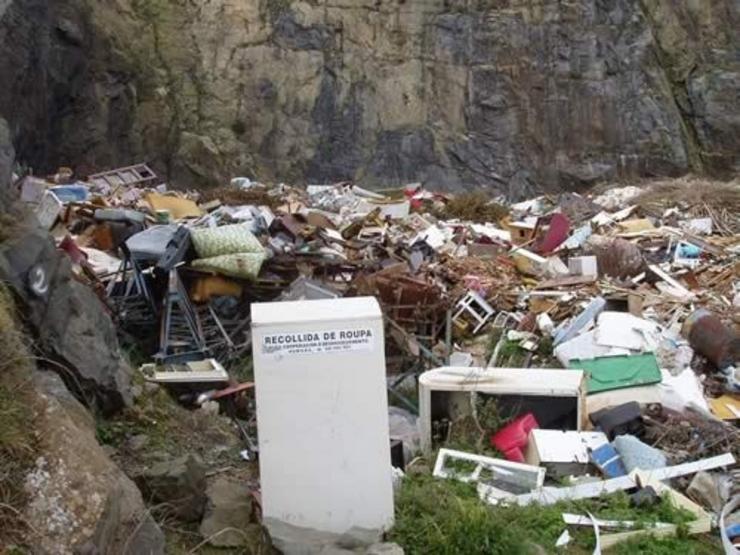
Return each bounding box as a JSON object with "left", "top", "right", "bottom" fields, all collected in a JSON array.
[
  {"left": 190, "top": 224, "right": 266, "bottom": 279},
  {"left": 568, "top": 353, "right": 661, "bottom": 394},
  {"left": 191, "top": 252, "right": 266, "bottom": 280},
  {"left": 190, "top": 224, "right": 264, "bottom": 258}
]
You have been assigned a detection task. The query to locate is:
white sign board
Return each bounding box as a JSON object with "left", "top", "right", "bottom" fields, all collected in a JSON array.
[{"left": 260, "top": 327, "right": 374, "bottom": 357}]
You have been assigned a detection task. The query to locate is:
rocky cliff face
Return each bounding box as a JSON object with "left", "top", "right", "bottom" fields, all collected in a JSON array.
[{"left": 0, "top": 0, "right": 737, "bottom": 196}]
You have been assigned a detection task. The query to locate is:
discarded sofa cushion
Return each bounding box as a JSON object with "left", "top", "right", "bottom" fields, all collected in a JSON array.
[
  {"left": 190, "top": 224, "right": 264, "bottom": 259},
  {"left": 191, "top": 252, "right": 266, "bottom": 280}
]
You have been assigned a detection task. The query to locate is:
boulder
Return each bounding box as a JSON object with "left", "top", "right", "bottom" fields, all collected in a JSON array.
[
  {"left": 170, "top": 131, "right": 230, "bottom": 189},
  {"left": 2, "top": 0, "right": 739, "bottom": 194},
  {"left": 136, "top": 454, "right": 207, "bottom": 523},
  {"left": 199, "top": 477, "right": 266, "bottom": 549},
  {"left": 23, "top": 371, "right": 164, "bottom": 554},
  {"left": 0, "top": 228, "right": 132, "bottom": 413}
]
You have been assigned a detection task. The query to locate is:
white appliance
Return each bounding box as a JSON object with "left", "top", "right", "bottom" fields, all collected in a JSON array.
[
  {"left": 418, "top": 366, "right": 586, "bottom": 453},
  {"left": 251, "top": 296, "right": 394, "bottom": 535}
]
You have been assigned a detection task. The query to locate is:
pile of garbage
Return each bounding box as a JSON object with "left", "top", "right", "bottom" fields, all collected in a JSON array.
[{"left": 13, "top": 163, "right": 740, "bottom": 550}]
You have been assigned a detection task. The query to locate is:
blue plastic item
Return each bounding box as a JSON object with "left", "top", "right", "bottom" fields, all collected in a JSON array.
[
  {"left": 677, "top": 242, "right": 701, "bottom": 258},
  {"left": 49, "top": 184, "right": 90, "bottom": 203},
  {"left": 725, "top": 523, "right": 740, "bottom": 540},
  {"left": 590, "top": 443, "right": 627, "bottom": 478}
]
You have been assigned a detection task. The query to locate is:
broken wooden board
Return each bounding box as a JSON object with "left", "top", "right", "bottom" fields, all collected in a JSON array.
[
  {"left": 710, "top": 395, "right": 740, "bottom": 421},
  {"left": 495, "top": 453, "right": 736, "bottom": 506},
  {"left": 648, "top": 264, "right": 696, "bottom": 300},
  {"left": 562, "top": 513, "right": 673, "bottom": 530},
  {"left": 536, "top": 274, "right": 597, "bottom": 289},
  {"left": 598, "top": 471, "right": 712, "bottom": 549}
]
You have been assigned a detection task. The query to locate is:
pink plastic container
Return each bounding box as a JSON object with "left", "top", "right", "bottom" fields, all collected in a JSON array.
[{"left": 490, "top": 413, "right": 539, "bottom": 462}]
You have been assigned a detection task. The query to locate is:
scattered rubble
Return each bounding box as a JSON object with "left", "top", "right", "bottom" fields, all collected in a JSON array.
[{"left": 3, "top": 164, "right": 739, "bottom": 552}]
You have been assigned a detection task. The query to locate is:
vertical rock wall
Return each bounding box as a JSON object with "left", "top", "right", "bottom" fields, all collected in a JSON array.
[{"left": 0, "top": 0, "right": 737, "bottom": 196}]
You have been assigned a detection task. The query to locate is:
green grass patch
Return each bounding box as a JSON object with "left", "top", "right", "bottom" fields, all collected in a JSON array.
[
  {"left": 96, "top": 372, "right": 241, "bottom": 472},
  {"left": 537, "top": 335, "right": 554, "bottom": 359},
  {"left": 434, "top": 394, "right": 510, "bottom": 456},
  {"left": 485, "top": 328, "right": 503, "bottom": 360},
  {"left": 229, "top": 354, "right": 254, "bottom": 383},
  {"left": 0, "top": 285, "right": 39, "bottom": 547},
  {"left": 496, "top": 339, "right": 528, "bottom": 366},
  {"left": 390, "top": 474, "right": 703, "bottom": 554},
  {"left": 96, "top": 385, "right": 182, "bottom": 451},
  {"left": 609, "top": 532, "right": 721, "bottom": 555},
  {"left": 390, "top": 475, "right": 525, "bottom": 554}
]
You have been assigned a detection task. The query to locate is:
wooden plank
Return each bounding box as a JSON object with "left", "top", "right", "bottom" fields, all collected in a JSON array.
[
  {"left": 536, "top": 275, "right": 596, "bottom": 289},
  {"left": 504, "top": 453, "right": 735, "bottom": 506}
]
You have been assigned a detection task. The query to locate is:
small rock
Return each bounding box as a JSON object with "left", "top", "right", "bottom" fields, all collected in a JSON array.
[
  {"left": 126, "top": 434, "right": 149, "bottom": 452},
  {"left": 367, "top": 543, "right": 404, "bottom": 555},
  {"left": 56, "top": 18, "right": 84, "bottom": 46},
  {"left": 199, "top": 400, "right": 220, "bottom": 415},
  {"left": 199, "top": 477, "right": 257, "bottom": 547},
  {"left": 336, "top": 526, "right": 382, "bottom": 549},
  {"left": 143, "top": 382, "right": 160, "bottom": 395},
  {"left": 687, "top": 471, "right": 731, "bottom": 513},
  {"left": 137, "top": 454, "right": 207, "bottom": 522},
  {"left": 146, "top": 450, "right": 170, "bottom": 462},
  {"left": 130, "top": 384, "right": 143, "bottom": 399}
]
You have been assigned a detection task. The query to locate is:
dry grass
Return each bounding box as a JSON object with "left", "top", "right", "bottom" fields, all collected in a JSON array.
[
  {"left": 198, "top": 185, "right": 281, "bottom": 208},
  {"left": 634, "top": 176, "right": 740, "bottom": 211},
  {"left": 0, "top": 285, "right": 38, "bottom": 548},
  {"left": 0, "top": 196, "right": 36, "bottom": 243},
  {"left": 437, "top": 191, "right": 509, "bottom": 224},
  {"left": 630, "top": 176, "right": 740, "bottom": 233},
  {"left": 0, "top": 209, "right": 24, "bottom": 243}
]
